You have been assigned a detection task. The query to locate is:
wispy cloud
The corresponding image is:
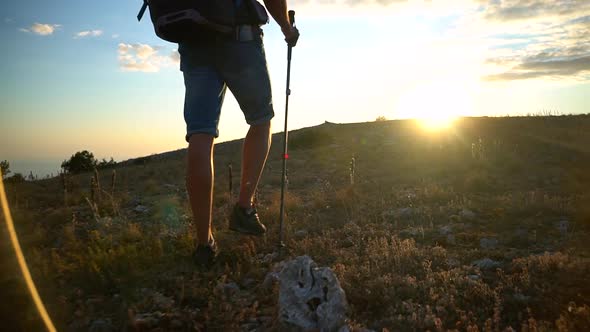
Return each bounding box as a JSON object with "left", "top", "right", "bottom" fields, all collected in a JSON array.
[
  {"left": 481, "top": 13, "right": 590, "bottom": 81},
  {"left": 74, "top": 30, "right": 103, "bottom": 38},
  {"left": 480, "top": 0, "right": 590, "bottom": 22},
  {"left": 20, "top": 23, "right": 61, "bottom": 35},
  {"left": 118, "top": 43, "right": 179, "bottom": 72},
  {"left": 485, "top": 55, "right": 590, "bottom": 81}
]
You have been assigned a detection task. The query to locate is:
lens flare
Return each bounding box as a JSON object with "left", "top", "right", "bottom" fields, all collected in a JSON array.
[{"left": 0, "top": 171, "right": 57, "bottom": 332}]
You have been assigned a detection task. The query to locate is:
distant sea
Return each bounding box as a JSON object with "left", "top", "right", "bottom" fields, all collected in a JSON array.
[{"left": 7, "top": 159, "right": 63, "bottom": 179}]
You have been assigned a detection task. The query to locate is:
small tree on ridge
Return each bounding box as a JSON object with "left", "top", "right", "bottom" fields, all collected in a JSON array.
[
  {"left": 0, "top": 160, "right": 10, "bottom": 178},
  {"left": 61, "top": 150, "right": 97, "bottom": 174}
]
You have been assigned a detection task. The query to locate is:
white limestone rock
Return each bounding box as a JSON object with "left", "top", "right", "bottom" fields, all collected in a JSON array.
[{"left": 279, "top": 256, "right": 348, "bottom": 332}]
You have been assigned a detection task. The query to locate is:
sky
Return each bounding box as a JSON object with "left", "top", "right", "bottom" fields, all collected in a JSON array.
[{"left": 0, "top": 0, "right": 589, "bottom": 177}]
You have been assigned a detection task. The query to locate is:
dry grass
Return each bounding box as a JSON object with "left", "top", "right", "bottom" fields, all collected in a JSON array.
[{"left": 2, "top": 114, "right": 590, "bottom": 331}]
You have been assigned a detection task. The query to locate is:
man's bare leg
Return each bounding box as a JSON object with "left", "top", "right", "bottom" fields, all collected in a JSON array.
[
  {"left": 187, "top": 133, "right": 215, "bottom": 246},
  {"left": 238, "top": 122, "right": 272, "bottom": 209}
]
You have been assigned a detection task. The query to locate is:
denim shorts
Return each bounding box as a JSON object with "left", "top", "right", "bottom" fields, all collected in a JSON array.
[{"left": 179, "top": 28, "right": 275, "bottom": 141}]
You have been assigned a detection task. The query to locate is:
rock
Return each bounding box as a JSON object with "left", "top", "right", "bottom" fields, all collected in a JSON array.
[
  {"left": 472, "top": 258, "right": 501, "bottom": 270},
  {"left": 399, "top": 227, "right": 421, "bottom": 237},
  {"left": 396, "top": 207, "right": 414, "bottom": 218},
  {"left": 338, "top": 325, "right": 352, "bottom": 332},
  {"left": 89, "top": 318, "right": 114, "bottom": 332},
  {"left": 294, "top": 229, "right": 309, "bottom": 239},
  {"left": 134, "top": 204, "right": 149, "bottom": 213},
  {"left": 459, "top": 209, "right": 476, "bottom": 221},
  {"left": 439, "top": 225, "right": 452, "bottom": 236},
  {"left": 468, "top": 274, "right": 480, "bottom": 281},
  {"left": 480, "top": 237, "right": 499, "bottom": 250},
  {"left": 278, "top": 255, "right": 348, "bottom": 332},
  {"left": 382, "top": 207, "right": 414, "bottom": 220},
  {"left": 513, "top": 293, "right": 531, "bottom": 303}
]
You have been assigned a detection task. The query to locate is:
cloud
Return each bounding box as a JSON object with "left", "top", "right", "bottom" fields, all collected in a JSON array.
[
  {"left": 485, "top": 55, "right": 590, "bottom": 81},
  {"left": 468, "top": 0, "right": 590, "bottom": 82},
  {"left": 75, "top": 30, "right": 103, "bottom": 38},
  {"left": 480, "top": 0, "right": 590, "bottom": 22},
  {"left": 118, "top": 43, "right": 179, "bottom": 72},
  {"left": 20, "top": 23, "right": 61, "bottom": 35},
  {"left": 482, "top": 14, "right": 590, "bottom": 80},
  {"left": 169, "top": 50, "right": 180, "bottom": 65}
]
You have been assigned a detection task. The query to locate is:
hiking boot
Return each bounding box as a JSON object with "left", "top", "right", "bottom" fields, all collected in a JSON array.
[
  {"left": 229, "top": 204, "right": 267, "bottom": 236},
  {"left": 193, "top": 238, "right": 218, "bottom": 268}
]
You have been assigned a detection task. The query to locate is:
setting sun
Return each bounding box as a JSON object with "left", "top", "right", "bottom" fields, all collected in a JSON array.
[
  {"left": 418, "top": 114, "right": 457, "bottom": 131},
  {"left": 395, "top": 80, "right": 474, "bottom": 131}
]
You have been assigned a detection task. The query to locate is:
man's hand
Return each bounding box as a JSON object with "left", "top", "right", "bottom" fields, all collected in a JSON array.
[{"left": 282, "top": 26, "right": 299, "bottom": 47}]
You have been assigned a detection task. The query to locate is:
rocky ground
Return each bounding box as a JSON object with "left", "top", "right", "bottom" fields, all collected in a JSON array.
[{"left": 2, "top": 115, "right": 590, "bottom": 331}]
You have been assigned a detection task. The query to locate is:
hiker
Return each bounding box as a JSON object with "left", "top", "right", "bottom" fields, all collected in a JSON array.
[{"left": 180, "top": 0, "right": 299, "bottom": 267}]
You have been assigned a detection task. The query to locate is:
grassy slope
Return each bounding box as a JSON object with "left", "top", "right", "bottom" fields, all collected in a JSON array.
[{"left": 2, "top": 115, "right": 590, "bottom": 331}]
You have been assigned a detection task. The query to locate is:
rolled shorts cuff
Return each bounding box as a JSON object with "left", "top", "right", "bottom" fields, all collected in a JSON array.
[
  {"left": 246, "top": 110, "right": 275, "bottom": 126},
  {"left": 185, "top": 128, "right": 219, "bottom": 142}
]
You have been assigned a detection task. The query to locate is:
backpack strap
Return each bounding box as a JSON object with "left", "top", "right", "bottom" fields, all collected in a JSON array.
[{"left": 137, "top": 0, "right": 148, "bottom": 21}]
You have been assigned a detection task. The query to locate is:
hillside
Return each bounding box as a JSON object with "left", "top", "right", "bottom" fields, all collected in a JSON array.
[{"left": 2, "top": 115, "right": 590, "bottom": 331}]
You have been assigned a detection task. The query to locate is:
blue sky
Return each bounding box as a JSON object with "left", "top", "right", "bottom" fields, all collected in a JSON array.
[{"left": 1, "top": 0, "right": 589, "bottom": 177}]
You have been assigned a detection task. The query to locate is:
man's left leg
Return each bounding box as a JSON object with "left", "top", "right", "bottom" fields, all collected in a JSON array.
[
  {"left": 229, "top": 121, "right": 271, "bottom": 235},
  {"left": 222, "top": 28, "right": 274, "bottom": 234},
  {"left": 238, "top": 121, "right": 272, "bottom": 210}
]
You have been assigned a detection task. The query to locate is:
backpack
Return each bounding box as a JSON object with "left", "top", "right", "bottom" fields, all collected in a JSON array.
[{"left": 137, "top": 0, "right": 268, "bottom": 43}]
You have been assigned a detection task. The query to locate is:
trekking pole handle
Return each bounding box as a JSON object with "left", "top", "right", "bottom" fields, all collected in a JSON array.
[
  {"left": 289, "top": 10, "right": 295, "bottom": 27},
  {"left": 287, "top": 10, "right": 295, "bottom": 61}
]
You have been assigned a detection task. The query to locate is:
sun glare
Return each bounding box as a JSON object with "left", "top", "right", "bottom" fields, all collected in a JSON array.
[
  {"left": 419, "top": 114, "right": 457, "bottom": 131},
  {"left": 395, "top": 81, "right": 474, "bottom": 131}
]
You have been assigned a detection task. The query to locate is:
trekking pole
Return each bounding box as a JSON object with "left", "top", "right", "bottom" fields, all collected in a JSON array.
[{"left": 278, "top": 10, "right": 295, "bottom": 253}]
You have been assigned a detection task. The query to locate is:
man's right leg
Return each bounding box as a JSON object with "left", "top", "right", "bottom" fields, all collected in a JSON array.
[
  {"left": 181, "top": 64, "right": 226, "bottom": 248},
  {"left": 187, "top": 134, "right": 215, "bottom": 246}
]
